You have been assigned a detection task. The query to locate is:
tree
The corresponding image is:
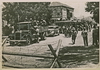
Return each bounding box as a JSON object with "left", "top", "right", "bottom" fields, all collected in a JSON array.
[
  {"left": 2, "top": 2, "right": 24, "bottom": 25},
  {"left": 85, "top": 2, "right": 99, "bottom": 23},
  {"left": 2, "top": 2, "right": 52, "bottom": 25}
]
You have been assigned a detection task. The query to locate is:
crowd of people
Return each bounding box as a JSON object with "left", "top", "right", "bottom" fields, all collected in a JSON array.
[
  {"left": 2, "top": 21, "right": 99, "bottom": 46},
  {"left": 2, "top": 25, "right": 13, "bottom": 36},
  {"left": 60, "top": 23, "right": 99, "bottom": 46}
]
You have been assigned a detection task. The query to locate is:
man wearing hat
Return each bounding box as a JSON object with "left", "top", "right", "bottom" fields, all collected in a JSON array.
[
  {"left": 71, "top": 27, "right": 77, "bottom": 44},
  {"left": 81, "top": 27, "right": 88, "bottom": 46},
  {"left": 92, "top": 25, "right": 99, "bottom": 45}
]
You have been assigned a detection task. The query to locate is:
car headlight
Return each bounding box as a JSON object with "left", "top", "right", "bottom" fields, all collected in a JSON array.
[
  {"left": 51, "top": 31, "right": 54, "bottom": 33},
  {"left": 33, "top": 34, "right": 36, "bottom": 35},
  {"left": 12, "top": 30, "right": 14, "bottom": 33}
]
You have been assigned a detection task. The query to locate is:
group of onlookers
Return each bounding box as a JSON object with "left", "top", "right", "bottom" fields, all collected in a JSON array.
[
  {"left": 2, "top": 25, "right": 13, "bottom": 36},
  {"left": 61, "top": 23, "right": 99, "bottom": 46},
  {"left": 81, "top": 24, "right": 99, "bottom": 46},
  {"left": 63, "top": 26, "right": 72, "bottom": 38},
  {"left": 2, "top": 21, "right": 99, "bottom": 46}
]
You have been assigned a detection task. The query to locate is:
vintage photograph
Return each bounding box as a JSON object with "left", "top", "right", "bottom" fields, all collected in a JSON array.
[{"left": 2, "top": 1, "right": 99, "bottom": 68}]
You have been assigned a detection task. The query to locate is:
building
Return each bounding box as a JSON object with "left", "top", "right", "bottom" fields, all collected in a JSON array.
[{"left": 49, "top": 2, "right": 74, "bottom": 21}]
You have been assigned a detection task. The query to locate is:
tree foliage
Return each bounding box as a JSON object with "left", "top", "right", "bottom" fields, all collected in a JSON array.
[
  {"left": 85, "top": 2, "right": 99, "bottom": 23},
  {"left": 2, "top": 2, "right": 52, "bottom": 25}
]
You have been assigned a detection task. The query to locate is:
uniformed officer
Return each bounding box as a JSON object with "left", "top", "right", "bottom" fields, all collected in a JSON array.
[
  {"left": 68, "top": 27, "right": 71, "bottom": 37},
  {"left": 36, "top": 27, "right": 39, "bottom": 43},
  {"left": 92, "top": 26, "right": 99, "bottom": 45},
  {"left": 65, "top": 27, "right": 68, "bottom": 37},
  {"left": 71, "top": 28, "right": 77, "bottom": 44},
  {"left": 81, "top": 28, "right": 88, "bottom": 46},
  {"left": 63, "top": 26, "right": 66, "bottom": 34}
]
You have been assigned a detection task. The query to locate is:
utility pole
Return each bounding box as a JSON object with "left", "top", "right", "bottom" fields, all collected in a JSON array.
[
  {"left": 18, "top": 14, "right": 19, "bottom": 22},
  {"left": 18, "top": 2, "right": 19, "bottom": 22}
]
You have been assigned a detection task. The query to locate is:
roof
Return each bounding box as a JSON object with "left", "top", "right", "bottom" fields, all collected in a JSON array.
[
  {"left": 18, "top": 21, "right": 31, "bottom": 24},
  {"left": 48, "top": 25, "right": 58, "bottom": 27},
  {"left": 55, "top": 21, "right": 77, "bottom": 23},
  {"left": 50, "top": 2, "right": 74, "bottom": 9}
]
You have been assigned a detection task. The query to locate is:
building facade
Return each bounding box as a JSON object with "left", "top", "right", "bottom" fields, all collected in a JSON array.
[{"left": 49, "top": 2, "right": 74, "bottom": 21}]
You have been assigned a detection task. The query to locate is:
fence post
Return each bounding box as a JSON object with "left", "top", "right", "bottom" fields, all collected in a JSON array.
[
  {"left": 2, "top": 37, "right": 8, "bottom": 62},
  {"left": 48, "top": 44, "right": 61, "bottom": 68},
  {"left": 2, "top": 56, "right": 7, "bottom": 62},
  {"left": 56, "top": 39, "right": 62, "bottom": 56}
]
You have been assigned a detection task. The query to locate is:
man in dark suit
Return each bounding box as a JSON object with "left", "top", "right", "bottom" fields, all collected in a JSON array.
[
  {"left": 71, "top": 28, "right": 77, "bottom": 44},
  {"left": 92, "top": 26, "right": 99, "bottom": 45},
  {"left": 81, "top": 28, "right": 88, "bottom": 46}
]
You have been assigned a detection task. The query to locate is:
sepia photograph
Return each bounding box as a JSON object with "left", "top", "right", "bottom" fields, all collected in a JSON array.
[{"left": 2, "top": 0, "right": 99, "bottom": 69}]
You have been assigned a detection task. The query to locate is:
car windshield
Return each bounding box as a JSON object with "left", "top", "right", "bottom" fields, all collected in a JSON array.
[
  {"left": 48, "top": 27, "right": 54, "bottom": 29},
  {"left": 17, "top": 23, "right": 31, "bottom": 30},
  {"left": 48, "top": 26, "right": 58, "bottom": 29}
]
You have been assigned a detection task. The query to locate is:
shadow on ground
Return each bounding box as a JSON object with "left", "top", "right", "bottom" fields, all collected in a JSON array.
[
  {"left": 58, "top": 45, "right": 99, "bottom": 68},
  {"left": 3, "top": 45, "right": 99, "bottom": 68}
]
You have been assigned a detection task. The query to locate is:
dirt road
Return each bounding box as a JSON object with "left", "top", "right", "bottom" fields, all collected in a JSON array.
[{"left": 2, "top": 31, "right": 99, "bottom": 68}]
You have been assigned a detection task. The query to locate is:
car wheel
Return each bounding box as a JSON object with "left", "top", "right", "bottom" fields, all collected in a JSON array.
[
  {"left": 36, "top": 38, "right": 39, "bottom": 43},
  {"left": 58, "top": 33, "right": 60, "bottom": 35},
  {"left": 45, "top": 32, "right": 48, "bottom": 37},
  {"left": 43, "top": 35, "right": 46, "bottom": 40},
  {"left": 53, "top": 34, "right": 55, "bottom": 37},
  {"left": 40, "top": 32, "right": 46, "bottom": 40},
  {"left": 26, "top": 37, "right": 31, "bottom": 45}
]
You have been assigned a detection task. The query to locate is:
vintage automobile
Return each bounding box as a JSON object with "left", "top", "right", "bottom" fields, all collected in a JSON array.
[
  {"left": 9, "top": 21, "right": 47, "bottom": 45},
  {"left": 47, "top": 25, "right": 59, "bottom": 36}
]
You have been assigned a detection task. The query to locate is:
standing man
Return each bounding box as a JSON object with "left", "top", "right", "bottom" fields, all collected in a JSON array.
[
  {"left": 71, "top": 28, "right": 77, "bottom": 44},
  {"left": 64, "top": 27, "right": 67, "bottom": 37},
  {"left": 62, "top": 26, "right": 66, "bottom": 34},
  {"left": 36, "top": 27, "right": 40, "bottom": 43},
  {"left": 81, "top": 28, "right": 88, "bottom": 46},
  {"left": 68, "top": 27, "right": 71, "bottom": 37},
  {"left": 92, "top": 25, "right": 99, "bottom": 45}
]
